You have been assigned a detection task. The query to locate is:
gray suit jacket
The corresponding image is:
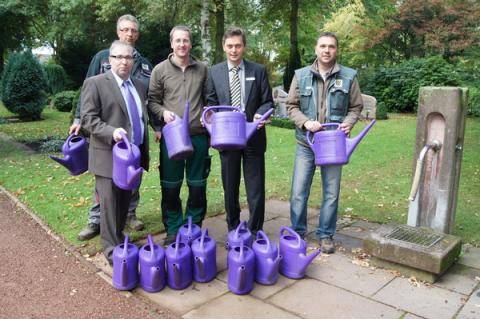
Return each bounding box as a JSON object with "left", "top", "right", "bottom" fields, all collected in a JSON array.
[
  {"left": 206, "top": 60, "right": 274, "bottom": 153},
  {"left": 80, "top": 70, "right": 149, "bottom": 178}
]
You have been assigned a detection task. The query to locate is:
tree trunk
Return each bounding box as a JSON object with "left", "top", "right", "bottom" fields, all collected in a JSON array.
[
  {"left": 213, "top": 0, "right": 225, "bottom": 64},
  {"left": 200, "top": 0, "right": 212, "bottom": 64},
  {"left": 0, "top": 46, "right": 4, "bottom": 77},
  {"left": 283, "top": 0, "right": 301, "bottom": 92}
]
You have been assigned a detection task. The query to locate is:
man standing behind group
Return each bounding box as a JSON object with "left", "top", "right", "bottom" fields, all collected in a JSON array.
[
  {"left": 286, "top": 32, "right": 363, "bottom": 254},
  {"left": 80, "top": 41, "right": 150, "bottom": 264},
  {"left": 206, "top": 27, "right": 274, "bottom": 234},
  {"left": 71, "top": 14, "right": 152, "bottom": 241},
  {"left": 148, "top": 25, "right": 210, "bottom": 246}
]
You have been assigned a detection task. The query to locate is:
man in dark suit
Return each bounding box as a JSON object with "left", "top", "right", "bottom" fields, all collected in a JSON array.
[
  {"left": 80, "top": 40, "right": 150, "bottom": 264},
  {"left": 206, "top": 27, "right": 274, "bottom": 233}
]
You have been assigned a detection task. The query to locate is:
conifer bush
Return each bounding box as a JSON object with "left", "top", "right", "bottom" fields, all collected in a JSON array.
[{"left": 43, "top": 63, "right": 69, "bottom": 95}]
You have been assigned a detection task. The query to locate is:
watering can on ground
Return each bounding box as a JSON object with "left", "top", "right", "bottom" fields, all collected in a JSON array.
[
  {"left": 191, "top": 229, "right": 217, "bottom": 283},
  {"left": 139, "top": 234, "right": 166, "bottom": 292},
  {"left": 252, "top": 231, "right": 281, "bottom": 285},
  {"left": 165, "top": 233, "right": 192, "bottom": 290},
  {"left": 112, "top": 235, "right": 139, "bottom": 290},
  {"left": 226, "top": 220, "right": 253, "bottom": 250},
  {"left": 112, "top": 132, "right": 143, "bottom": 190},
  {"left": 162, "top": 101, "right": 193, "bottom": 160},
  {"left": 50, "top": 134, "right": 88, "bottom": 175},
  {"left": 178, "top": 216, "right": 202, "bottom": 246},
  {"left": 201, "top": 106, "right": 274, "bottom": 150},
  {"left": 227, "top": 239, "right": 255, "bottom": 295},
  {"left": 279, "top": 226, "right": 321, "bottom": 279},
  {"left": 306, "top": 119, "right": 376, "bottom": 166}
]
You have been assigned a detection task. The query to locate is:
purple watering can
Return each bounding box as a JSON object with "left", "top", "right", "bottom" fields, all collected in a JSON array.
[
  {"left": 178, "top": 216, "right": 202, "bottom": 246},
  {"left": 191, "top": 229, "right": 217, "bottom": 283},
  {"left": 227, "top": 240, "right": 255, "bottom": 295},
  {"left": 112, "top": 235, "right": 139, "bottom": 290},
  {"left": 50, "top": 134, "right": 88, "bottom": 175},
  {"left": 162, "top": 101, "right": 193, "bottom": 160},
  {"left": 306, "top": 119, "right": 376, "bottom": 166},
  {"left": 201, "top": 106, "right": 274, "bottom": 150},
  {"left": 279, "top": 226, "right": 321, "bottom": 279},
  {"left": 252, "top": 231, "right": 281, "bottom": 285},
  {"left": 165, "top": 233, "right": 192, "bottom": 290},
  {"left": 226, "top": 220, "right": 253, "bottom": 250},
  {"left": 112, "top": 132, "right": 143, "bottom": 190},
  {"left": 139, "top": 234, "right": 166, "bottom": 293}
]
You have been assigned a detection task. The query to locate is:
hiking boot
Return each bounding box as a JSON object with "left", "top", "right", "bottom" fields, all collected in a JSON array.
[
  {"left": 163, "top": 234, "right": 176, "bottom": 246},
  {"left": 320, "top": 237, "right": 335, "bottom": 254},
  {"left": 78, "top": 223, "right": 100, "bottom": 241},
  {"left": 126, "top": 216, "right": 144, "bottom": 231}
]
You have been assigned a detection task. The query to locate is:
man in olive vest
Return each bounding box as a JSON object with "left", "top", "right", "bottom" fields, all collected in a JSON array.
[{"left": 286, "top": 32, "right": 363, "bottom": 254}]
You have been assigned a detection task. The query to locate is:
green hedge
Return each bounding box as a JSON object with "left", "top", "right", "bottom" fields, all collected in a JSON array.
[
  {"left": 53, "top": 90, "right": 78, "bottom": 112},
  {"left": 43, "top": 63, "right": 69, "bottom": 95},
  {"left": 270, "top": 117, "right": 295, "bottom": 129}
]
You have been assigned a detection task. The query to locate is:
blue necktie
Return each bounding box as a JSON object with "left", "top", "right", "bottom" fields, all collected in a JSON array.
[{"left": 122, "top": 81, "right": 142, "bottom": 145}]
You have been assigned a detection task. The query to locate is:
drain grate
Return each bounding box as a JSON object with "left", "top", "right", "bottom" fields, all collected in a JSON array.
[{"left": 385, "top": 225, "right": 444, "bottom": 248}]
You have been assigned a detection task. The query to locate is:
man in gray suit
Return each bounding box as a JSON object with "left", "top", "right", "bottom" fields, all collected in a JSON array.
[
  {"left": 80, "top": 40, "right": 150, "bottom": 264},
  {"left": 206, "top": 27, "right": 274, "bottom": 234}
]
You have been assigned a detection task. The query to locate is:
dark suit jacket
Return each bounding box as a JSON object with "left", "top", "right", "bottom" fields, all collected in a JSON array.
[
  {"left": 80, "top": 70, "right": 149, "bottom": 178},
  {"left": 206, "top": 60, "right": 274, "bottom": 153}
]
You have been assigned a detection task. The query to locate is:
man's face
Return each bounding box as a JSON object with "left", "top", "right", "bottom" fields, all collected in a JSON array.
[
  {"left": 315, "top": 36, "right": 337, "bottom": 67},
  {"left": 117, "top": 20, "right": 139, "bottom": 46},
  {"left": 223, "top": 35, "right": 245, "bottom": 66},
  {"left": 109, "top": 45, "right": 134, "bottom": 80},
  {"left": 171, "top": 30, "right": 192, "bottom": 59}
]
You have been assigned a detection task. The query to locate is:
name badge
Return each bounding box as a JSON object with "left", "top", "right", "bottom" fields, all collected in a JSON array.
[
  {"left": 334, "top": 79, "right": 343, "bottom": 88},
  {"left": 142, "top": 63, "right": 149, "bottom": 71},
  {"left": 246, "top": 77, "right": 255, "bottom": 81}
]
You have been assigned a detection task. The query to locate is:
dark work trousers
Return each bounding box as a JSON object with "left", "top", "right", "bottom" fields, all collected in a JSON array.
[
  {"left": 220, "top": 146, "right": 265, "bottom": 233},
  {"left": 95, "top": 175, "right": 132, "bottom": 262}
]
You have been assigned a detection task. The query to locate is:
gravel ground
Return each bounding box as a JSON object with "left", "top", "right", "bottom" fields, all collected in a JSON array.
[{"left": 0, "top": 191, "right": 178, "bottom": 319}]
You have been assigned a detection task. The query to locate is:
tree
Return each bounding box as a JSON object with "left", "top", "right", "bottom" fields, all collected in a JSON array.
[{"left": 283, "top": 0, "right": 301, "bottom": 92}]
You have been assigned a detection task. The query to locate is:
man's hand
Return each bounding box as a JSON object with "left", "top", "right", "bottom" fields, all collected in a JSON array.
[
  {"left": 163, "top": 110, "right": 176, "bottom": 123},
  {"left": 339, "top": 122, "right": 352, "bottom": 135},
  {"left": 154, "top": 131, "right": 162, "bottom": 142},
  {"left": 254, "top": 113, "right": 270, "bottom": 129},
  {"left": 69, "top": 123, "right": 81, "bottom": 135},
  {"left": 304, "top": 120, "right": 322, "bottom": 132},
  {"left": 113, "top": 128, "right": 127, "bottom": 142}
]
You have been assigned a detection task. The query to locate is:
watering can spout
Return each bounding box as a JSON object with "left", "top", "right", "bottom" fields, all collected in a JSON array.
[
  {"left": 194, "top": 256, "right": 206, "bottom": 280},
  {"left": 245, "top": 108, "right": 274, "bottom": 140},
  {"left": 173, "top": 263, "right": 181, "bottom": 287},
  {"left": 127, "top": 166, "right": 143, "bottom": 187},
  {"left": 50, "top": 154, "right": 74, "bottom": 171},
  {"left": 150, "top": 267, "right": 161, "bottom": 289},
  {"left": 121, "top": 260, "right": 128, "bottom": 287},
  {"left": 346, "top": 119, "right": 376, "bottom": 159},
  {"left": 236, "top": 266, "right": 246, "bottom": 291},
  {"left": 298, "top": 249, "right": 321, "bottom": 274}
]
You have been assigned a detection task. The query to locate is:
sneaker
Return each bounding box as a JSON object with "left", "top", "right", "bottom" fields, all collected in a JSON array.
[
  {"left": 78, "top": 223, "right": 100, "bottom": 241},
  {"left": 163, "top": 234, "right": 176, "bottom": 246},
  {"left": 320, "top": 237, "right": 335, "bottom": 254},
  {"left": 126, "top": 216, "right": 144, "bottom": 231}
]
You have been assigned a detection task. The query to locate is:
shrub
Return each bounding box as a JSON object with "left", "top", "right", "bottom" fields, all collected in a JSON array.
[
  {"left": 53, "top": 90, "right": 77, "bottom": 112},
  {"left": 39, "top": 138, "right": 64, "bottom": 153},
  {"left": 270, "top": 116, "right": 296, "bottom": 129},
  {"left": 375, "top": 102, "right": 389, "bottom": 120},
  {"left": 70, "top": 89, "right": 81, "bottom": 123},
  {"left": 362, "top": 56, "right": 460, "bottom": 113},
  {"left": 43, "top": 63, "right": 69, "bottom": 95},
  {"left": 468, "top": 87, "right": 480, "bottom": 117},
  {"left": 0, "top": 51, "right": 48, "bottom": 120}
]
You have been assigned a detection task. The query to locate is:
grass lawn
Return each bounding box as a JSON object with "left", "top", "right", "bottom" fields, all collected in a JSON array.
[{"left": 1, "top": 104, "right": 479, "bottom": 249}]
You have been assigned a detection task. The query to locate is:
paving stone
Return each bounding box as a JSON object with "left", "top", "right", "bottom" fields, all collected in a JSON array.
[
  {"left": 332, "top": 232, "right": 364, "bottom": 253},
  {"left": 434, "top": 264, "right": 480, "bottom": 295},
  {"left": 250, "top": 274, "right": 297, "bottom": 300},
  {"left": 263, "top": 216, "right": 291, "bottom": 242},
  {"left": 403, "top": 313, "right": 424, "bottom": 319},
  {"left": 91, "top": 253, "right": 112, "bottom": 277},
  {"left": 216, "top": 243, "right": 228, "bottom": 273},
  {"left": 202, "top": 216, "right": 228, "bottom": 243},
  {"left": 337, "top": 219, "right": 380, "bottom": 240},
  {"left": 183, "top": 293, "right": 300, "bottom": 319},
  {"left": 268, "top": 278, "right": 401, "bottom": 319},
  {"left": 306, "top": 252, "right": 395, "bottom": 296},
  {"left": 456, "top": 288, "right": 480, "bottom": 319},
  {"left": 265, "top": 199, "right": 291, "bottom": 219},
  {"left": 138, "top": 279, "right": 228, "bottom": 315},
  {"left": 373, "top": 277, "right": 465, "bottom": 319},
  {"left": 458, "top": 246, "right": 480, "bottom": 270}
]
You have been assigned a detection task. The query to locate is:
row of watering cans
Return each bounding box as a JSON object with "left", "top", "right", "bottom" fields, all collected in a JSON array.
[
  {"left": 112, "top": 217, "right": 321, "bottom": 295},
  {"left": 50, "top": 101, "right": 376, "bottom": 189}
]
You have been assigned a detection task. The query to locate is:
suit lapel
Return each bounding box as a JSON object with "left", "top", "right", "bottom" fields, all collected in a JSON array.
[
  {"left": 218, "top": 62, "right": 230, "bottom": 104},
  {"left": 244, "top": 60, "right": 254, "bottom": 106}
]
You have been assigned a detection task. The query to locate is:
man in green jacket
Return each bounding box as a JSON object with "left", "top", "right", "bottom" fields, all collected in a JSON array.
[
  {"left": 70, "top": 14, "right": 152, "bottom": 241},
  {"left": 148, "top": 25, "right": 210, "bottom": 246}
]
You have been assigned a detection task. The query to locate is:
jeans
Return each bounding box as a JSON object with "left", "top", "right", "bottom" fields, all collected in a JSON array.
[{"left": 289, "top": 143, "right": 342, "bottom": 239}]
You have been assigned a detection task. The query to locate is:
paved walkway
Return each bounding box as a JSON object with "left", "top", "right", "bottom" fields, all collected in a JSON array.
[{"left": 88, "top": 200, "right": 480, "bottom": 319}]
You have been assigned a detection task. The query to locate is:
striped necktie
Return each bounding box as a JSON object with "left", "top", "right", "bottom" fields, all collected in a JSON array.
[{"left": 230, "top": 66, "right": 241, "bottom": 107}]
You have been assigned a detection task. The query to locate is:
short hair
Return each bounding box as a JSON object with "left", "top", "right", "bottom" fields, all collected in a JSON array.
[
  {"left": 109, "top": 40, "right": 134, "bottom": 55},
  {"left": 169, "top": 25, "right": 192, "bottom": 43},
  {"left": 222, "top": 27, "right": 246, "bottom": 46},
  {"left": 117, "top": 14, "right": 139, "bottom": 30},
  {"left": 317, "top": 32, "right": 339, "bottom": 47}
]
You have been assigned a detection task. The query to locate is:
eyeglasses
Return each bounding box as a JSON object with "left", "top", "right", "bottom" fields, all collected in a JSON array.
[
  {"left": 119, "top": 28, "right": 138, "bottom": 34},
  {"left": 110, "top": 55, "right": 134, "bottom": 61}
]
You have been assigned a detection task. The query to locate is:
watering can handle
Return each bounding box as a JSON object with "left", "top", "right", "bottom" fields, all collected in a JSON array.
[
  {"left": 234, "top": 220, "right": 248, "bottom": 239},
  {"left": 322, "top": 123, "right": 340, "bottom": 129},
  {"left": 66, "top": 133, "right": 76, "bottom": 146},
  {"left": 122, "top": 235, "right": 129, "bottom": 257},
  {"left": 174, "top": 233, "right": 181, "bottom": 257},
  {"left": 147, "top": 234, "right": 155, "bottom": 259},
  {"left": 119, "top": 131, "right": 132, "bottom": 154},
  {"left": 199, "top": 228, "right": 208, "bottom": 247},
  {"left": 255, "top": 108, "right": 274, "bottom": 125},
  {"left": 256, "top": 230, "right": 271, "bottom": 251},
  {"left": 279, "top": 226, "right": 301, "bottom": 247},
  {"left": 201, "top": 105, "right": 242, "bottom": 126}
]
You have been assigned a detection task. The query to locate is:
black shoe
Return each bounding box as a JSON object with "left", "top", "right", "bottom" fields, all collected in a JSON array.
[
  {"left": 163, "top": 234, "right": 176, "bottom": 246},
  {"left": 78, "top": 223, "right": 100, "bottom": 241},
  {"left": 126, "top": 216, "right": 145, "bottom": 231},
  {"left": 320, "top": 237, "right": 335, "bottom": 254}
]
